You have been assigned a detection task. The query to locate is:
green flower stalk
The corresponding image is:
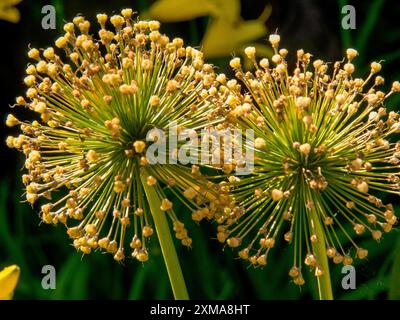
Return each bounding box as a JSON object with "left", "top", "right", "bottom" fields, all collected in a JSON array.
[
  {"left": 5, "top": 9, "right": 224, "bottom": 281},
  {"left": 214, "top": 34, "right": 400, "bottom": 297}
]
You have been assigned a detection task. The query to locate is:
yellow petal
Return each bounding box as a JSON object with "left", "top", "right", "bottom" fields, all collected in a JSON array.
[
  {"left": 147, "top": 0, "right": 217, "bottom": 22},
  {"left": 213, "top": 0, "right": 241, "bottom": 22},
  {"left": 0, "top": 265, "right": 20, "bottom": 300},
  {"left": 3, "top": 0, "right": 22, "bottom": 5},
  {"left": 0, "top": 0, "right": 21, "bottom": 23},
  {"left": 0, "top": 7, "right": 20, "bottom": 23},
  {"left": 258, "top": 4, "right": 272, "bottom": 24},
  {"left": 202, "top": 18, "right": 268, "bottom": 58},
  {"left": 236, "top": 20, "right": 268, "bottom": 46}
]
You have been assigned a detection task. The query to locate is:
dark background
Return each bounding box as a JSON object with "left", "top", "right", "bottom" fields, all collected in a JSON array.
[{"left": 1, "top": 0, "right": 400, "bottom": 299}]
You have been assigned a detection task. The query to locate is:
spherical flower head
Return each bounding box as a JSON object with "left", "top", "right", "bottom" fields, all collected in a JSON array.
[
  {"left": 6, "top": 9, "right": 225, "bottom": 263},
  {"left": 216, "top": 34, "right": 400, "bottom": 285}
]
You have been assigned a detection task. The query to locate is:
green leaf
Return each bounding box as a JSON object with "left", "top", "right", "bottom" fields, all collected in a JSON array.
[
  {"left": 355, "top": 0, "right": 385, "bottom": 61},
  {"left": 388, "top": 238, "right": 400, "bottom": 299},
  {"left": 128, "top": 264, "right": 149, "bottom": 299}
]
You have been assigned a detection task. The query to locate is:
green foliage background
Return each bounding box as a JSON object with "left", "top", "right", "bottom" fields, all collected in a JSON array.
[{"left": 1, "top": 0, "right": 400, "bottom": 299}]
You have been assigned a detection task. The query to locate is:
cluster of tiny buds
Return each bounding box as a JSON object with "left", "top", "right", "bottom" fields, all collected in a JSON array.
[
  {"left": 201, "top": 33, "right": 400, "bottom": 285},
  {"left": 6, "top": 8, "right": 232, "bottom": 263},
  {"left": 7, "top": 7, "right": 400, "bottom": 285}
]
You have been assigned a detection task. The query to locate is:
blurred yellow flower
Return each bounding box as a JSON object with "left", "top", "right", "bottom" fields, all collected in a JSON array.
[
  {"left": 0, "top": 265, "right": 20, "bottom": 300},
  {"left": 0, "top": 0, "right": 21, "bottom": 23},
  {"left": 147, "top": 0, "right": 272, "bottom": 59},
  {"left": 201, "top": 13, "right": 270, "bottom": 59},
  {"left": 147, "top": 0, "right": 218, "bottom": 22}
]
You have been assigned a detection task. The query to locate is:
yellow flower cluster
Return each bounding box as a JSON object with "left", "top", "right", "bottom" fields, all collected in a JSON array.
[
  {"left": 6, "top": 8, "right": 400, "bottom": 289},
  {"left": 7, "top": 9, "right": 229, "bottom": 262},
  {"left": 211, "top": 36, "right": 400, "bottom": 285}
]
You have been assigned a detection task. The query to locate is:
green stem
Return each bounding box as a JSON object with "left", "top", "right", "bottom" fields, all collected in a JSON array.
[
  {"left": 141, "top": 174, "right": 189, "bottom": 300},
  {"left": 310, "top": 208, "right": 334, "bottom": 300}
]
